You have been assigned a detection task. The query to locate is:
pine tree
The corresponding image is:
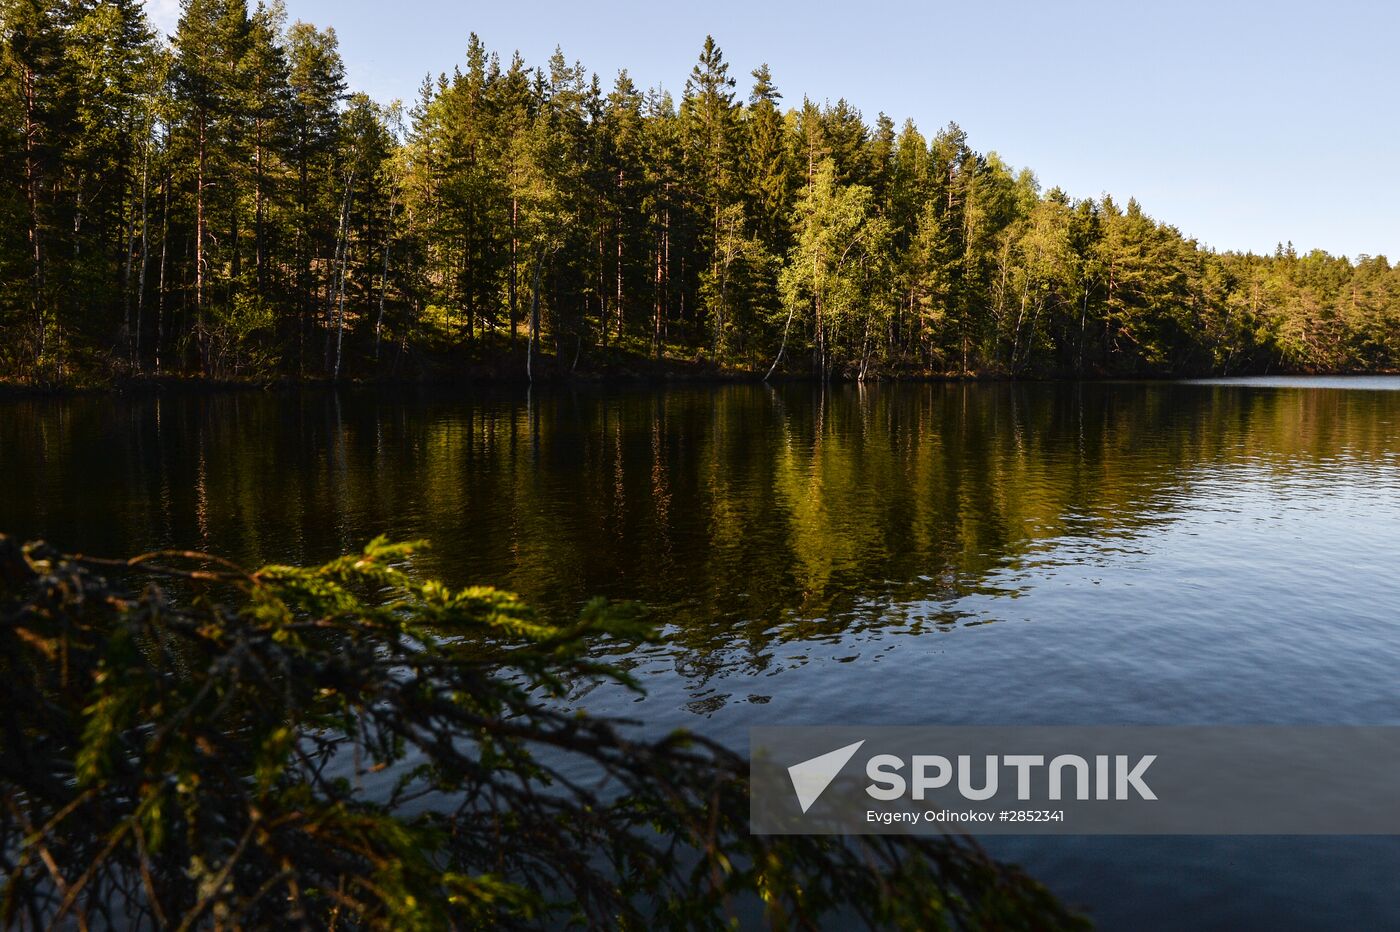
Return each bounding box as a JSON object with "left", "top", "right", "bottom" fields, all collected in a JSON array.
[
  {"left": 172, "top": 0, "right": 252, "bottom": 370},
  {"left": 284, "top": 19, "right": 344, "bottom": 371},
  {"left": 682, "top": 36, "right": 739, "bottom": 354},
  {"left": 743, "top": 64, "right": 794, "bottom": 254},
  {"left": 1, "top": 0, "right": 72, "bottom": 377},
  {"left": 600, "top": 69, "right": 645, "bottom": 344},
  {"left": 3, "top": 26, "right": 1400, "bottom": 384},
  {"left": 243, "top": 1, "right": 290, "bottom": 299}
]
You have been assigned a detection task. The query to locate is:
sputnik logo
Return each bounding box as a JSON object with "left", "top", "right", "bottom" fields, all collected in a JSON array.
[{"left": 787, "top": 740, "right": 865, "bottom": 813}]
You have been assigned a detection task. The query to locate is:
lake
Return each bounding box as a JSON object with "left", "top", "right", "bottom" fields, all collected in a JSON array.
[{"left": 3, "top": 377, "right": 1399, "bottom": 929}]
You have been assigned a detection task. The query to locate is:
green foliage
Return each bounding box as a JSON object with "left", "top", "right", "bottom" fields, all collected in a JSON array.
[
  {"left": 780, "top": 159, "right": 893, "bottom": 377},
  {"left": 0, "top": 533, "right": 1084, "bottom": 929},
  {"left": 1, "top": 16, "right": 1397, "bottom": 383}
]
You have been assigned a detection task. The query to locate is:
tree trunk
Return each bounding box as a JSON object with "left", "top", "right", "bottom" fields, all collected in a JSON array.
[
  {"left": 765, "top": 299, "right": 796, "bottom": 380},
  {"left": 509, "top": 196, "right": 519, "bottom": 342},
  {"left": 598, "top": 215, "right": 608, "bottom": 349},
  {"left": 21, "top": 62, "right": 46, "bottom": 372},
  {"left": 375, "top": 198, "right": 395, "bottom": 360},
  {"left": 254, "top": 119, "right": 266, "bottom": 293},
  {"left": 156, "top": 170, "right": 169, "bottom": 373},
  {"left": 328, "top": 163, "right": 356, "bottom": 377},
  {"left": 652, "top": 233, "right": 663, "bottom": 356},
  {"left": 135, "top": 130, "right": 150, "bottom": 371},
  {"left": 195, "top": 110, "right": 207, "bottom": 373},
  {"left": 1077, "top": 285, "right": 1089, "bottom": 375},
  {"left": 123, "top": 208, "right": 136, "bottom": 363},
  {"left": 615, "top": 169, "right": 624, "bottom": 338},
  {"left": 297, "top": 136, "right": 310, "bottom": 377},
  {"left": 526, "top": 247, "right": 546, "bottom": 382}
]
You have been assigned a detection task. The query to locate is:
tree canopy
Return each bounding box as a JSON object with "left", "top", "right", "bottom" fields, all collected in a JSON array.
[{"left": 1, "top": 11, "right": 1396, "bottom": 384}]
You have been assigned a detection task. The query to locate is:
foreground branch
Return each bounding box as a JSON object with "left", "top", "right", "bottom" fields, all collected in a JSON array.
[{"left": 0, "top": 534, "right": 1083, "bottom": 930}]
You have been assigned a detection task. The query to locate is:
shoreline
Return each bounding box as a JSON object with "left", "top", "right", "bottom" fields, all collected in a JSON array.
[{"left": 2, "top": 361, "right": 1395, "bottom": 400}]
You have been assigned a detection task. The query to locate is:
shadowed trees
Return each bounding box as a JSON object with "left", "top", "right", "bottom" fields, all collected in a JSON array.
[{"left": 1, "top": 19, "right": 1398, "bottom": 384}]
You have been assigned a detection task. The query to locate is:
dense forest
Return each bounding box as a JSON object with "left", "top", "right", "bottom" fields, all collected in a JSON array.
[{"left": 3, "top": 0, "right": 1399, "bottom": 385}]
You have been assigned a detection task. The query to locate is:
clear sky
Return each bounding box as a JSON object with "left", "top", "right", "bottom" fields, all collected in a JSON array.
[{"left": 142, "top": 0, "right": 1399, "bottom": 261}]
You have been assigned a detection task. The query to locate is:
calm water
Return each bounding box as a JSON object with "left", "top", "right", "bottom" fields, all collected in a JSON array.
[{"left": 4, "top": 379, "right": 1400, "bottom": 929}]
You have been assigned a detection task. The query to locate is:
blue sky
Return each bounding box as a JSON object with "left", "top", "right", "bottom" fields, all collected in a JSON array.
[{"left": 143, "top": 0, "right": 1399, "bottom": 260}]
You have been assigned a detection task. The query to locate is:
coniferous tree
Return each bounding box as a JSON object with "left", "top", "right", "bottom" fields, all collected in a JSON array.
[
  {"left": 2, "top": 26, "right": 1400, "bottom": 384},
  {"left": 682, "top": 36, "right": 739, "bottom": 355},
  {"left": 285, "top": 18, "right": 345, "bottom": 371},
  {"left": 2, "top": 0, "right": 72, "bottom": 377}
]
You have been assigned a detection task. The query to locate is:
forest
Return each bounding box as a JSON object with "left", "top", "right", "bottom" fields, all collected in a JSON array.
[{"left": 3, "top": 0, "right": 1399, "bottom": 386}]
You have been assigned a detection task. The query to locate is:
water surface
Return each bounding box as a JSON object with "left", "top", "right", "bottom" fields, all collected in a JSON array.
[{"left": 3, "top": 379, "right": 1399, "bottom": 929}]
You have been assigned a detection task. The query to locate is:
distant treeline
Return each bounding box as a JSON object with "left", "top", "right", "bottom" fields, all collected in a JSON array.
[{"left": 3, "top": 2, "right": 1398, "bottom": 384}]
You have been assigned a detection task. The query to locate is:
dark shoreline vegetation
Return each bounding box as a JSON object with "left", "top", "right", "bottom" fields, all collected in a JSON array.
[
  {"left": 0, "top": 533, "right": 1084, "bottom": 929},
  {"left": 5, "top": 5, "right": 1400, "bottom": 389}
]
